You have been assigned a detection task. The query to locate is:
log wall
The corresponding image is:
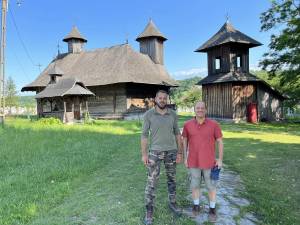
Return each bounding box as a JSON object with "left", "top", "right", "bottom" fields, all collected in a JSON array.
[
  {"left": 207, "top": 44, "right": 249, "bottom": 75},
  {"left": 232, "top": 83, "right": 257, "bottom": 120},
  {"left": 87, "top": 84, "right": 127, "bottom": 114},
  {"left": 257, "top": 84, "right": 283, "bottom": 121},
  {"left": 139, "top": 38, "right": 164, "bottom": 64},
  {"left": 202, "top": 83, "right": 233, "bottom": 118}
]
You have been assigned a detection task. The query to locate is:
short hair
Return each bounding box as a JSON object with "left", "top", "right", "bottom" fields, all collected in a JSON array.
[
  {"left": 156, "top": 89, "right": 168, "bottom": 97},
  {"left": 194, "top": 101, "right": 206, "bottom": 110}
]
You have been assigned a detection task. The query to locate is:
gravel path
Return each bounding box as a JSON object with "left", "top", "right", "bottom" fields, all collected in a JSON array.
[{"left": 181, "top": 167, "right": 259, "bottom": 225}]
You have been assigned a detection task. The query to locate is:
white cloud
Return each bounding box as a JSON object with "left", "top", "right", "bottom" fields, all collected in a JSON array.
[
  {"left": 171, "top": 64, "right": 263, "bottom": 80},
  {"left": 171, "top": 67, "right": 207, "bottom": 80},
  {"left": 249, "top": 63, "right": 262, "bottom": 71}
]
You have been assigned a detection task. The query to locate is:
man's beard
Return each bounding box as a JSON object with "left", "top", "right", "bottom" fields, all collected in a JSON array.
[{"left": 156, "top": 101, "right": 167, "bottom": 109}]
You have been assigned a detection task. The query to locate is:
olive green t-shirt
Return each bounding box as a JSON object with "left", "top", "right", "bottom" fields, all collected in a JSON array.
[{"left": 141, "top": 107, "right": 180, "bottom": 151}]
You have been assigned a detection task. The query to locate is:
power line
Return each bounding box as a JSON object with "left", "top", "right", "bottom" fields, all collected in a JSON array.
[
  {"left": 36, "top": 63, "right": 42, "bottom": 73},
  {"left": 57, "top": 42, "right": 61, "bottom": 55},
  {"left": 10, "top": 45, "right": 31, "bottom": 82},
  {"left": 8, "top": 6, "right": 36, "bottom": 67}
]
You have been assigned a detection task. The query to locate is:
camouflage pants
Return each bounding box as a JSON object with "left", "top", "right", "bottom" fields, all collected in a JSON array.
[{"left": 145, "top": 150, "right": 177, "bottom": 210}]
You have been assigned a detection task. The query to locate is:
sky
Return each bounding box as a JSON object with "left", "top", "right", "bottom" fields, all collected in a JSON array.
[{"left": 3, "top": 0, "right": 274, "bottom": 95}]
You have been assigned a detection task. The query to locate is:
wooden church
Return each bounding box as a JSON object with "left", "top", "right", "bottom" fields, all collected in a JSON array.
[
  {"left": 196, "top": 21, "right": 285, "bottom": 122},
  {"left": 21, "top": 20, "right": 177, "bottom": 120}
]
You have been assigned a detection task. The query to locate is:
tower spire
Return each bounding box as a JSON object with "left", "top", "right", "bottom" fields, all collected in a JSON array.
[
  {"left": 63, "top": 26, "right": 87, "bottom": 53},
  {"left": 136, "top": 20, "right": 167, "bottom": 64}
]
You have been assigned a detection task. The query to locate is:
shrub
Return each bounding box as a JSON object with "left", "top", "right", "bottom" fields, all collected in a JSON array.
[{"left": 37, "top": 117, "right": 62, "bottom": 125}]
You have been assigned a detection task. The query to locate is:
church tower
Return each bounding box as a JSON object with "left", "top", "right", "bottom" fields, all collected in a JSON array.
[
  {"left": 63, "top": 26, "right": 87, "bottom": 54},
  {"left": 136, "top": 19, "right": 167, "bottom": 65},
  {"left": 195, "top": 21, "right": 284, "bottom": 121}
]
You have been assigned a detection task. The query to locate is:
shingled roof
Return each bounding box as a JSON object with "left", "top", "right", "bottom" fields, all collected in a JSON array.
[
  {"left": 22, "top": 44, "right": 177, "bottom": 91},
  {"left": 63, "top": 26, "right": 87, "bottom": 43},
  {"left": 197, "top": 72, "right": 285, "bottom": 98},
  {"left": 35, "top": 78, "right": 94, "bottom": 99},
  {"left": 136, "top": 20, "right": 167, "bottom": 41},
  {"left": 48, "top": 65, "right": 64, "bottom": 76},
  {"left": 195, "top": 21, "right": 262, "bottom": 52},
  {"left": 198, "top": 72, "right": 261, "bottom": 85}
]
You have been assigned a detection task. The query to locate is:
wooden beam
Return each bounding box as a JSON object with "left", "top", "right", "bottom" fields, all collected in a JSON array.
[
  {"left": 113, "top": 91, "right": 116, "bottom": 113},
  {"left": 63, "top": 100, "right": 66, "bottom": 123},
  {"left": 86, "top": 100, "right": 88, "bottom": 112}
]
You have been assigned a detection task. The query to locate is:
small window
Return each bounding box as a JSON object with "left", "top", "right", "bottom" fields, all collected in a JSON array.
[
  {"left": 215, "top": 57, "right": 221, "bottom": 70},
  {"left": 52, "top": 99, "right": 63, "bottom": 111},
  {"left": 237, "top": 55, "right": 242, "bottom": 68},
  {"left": 50, "top": 75, "right": 56, "bottom": 83},
  {"left": 42, "top": 100, "right": 51, "bottom": 112}
]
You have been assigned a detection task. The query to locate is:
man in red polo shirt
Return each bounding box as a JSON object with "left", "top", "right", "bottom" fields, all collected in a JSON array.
[{"left": 182, "top": 101, "right": 223, "bottom": 222}]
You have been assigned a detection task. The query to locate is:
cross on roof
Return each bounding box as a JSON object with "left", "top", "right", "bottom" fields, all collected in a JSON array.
[{"left": 225, "top": 13, "right": 230, "bottom": 23}]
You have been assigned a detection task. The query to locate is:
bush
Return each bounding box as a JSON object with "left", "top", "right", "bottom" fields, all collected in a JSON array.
[{"left": 37, "top": 117, "right": 62, "bottom": 125}]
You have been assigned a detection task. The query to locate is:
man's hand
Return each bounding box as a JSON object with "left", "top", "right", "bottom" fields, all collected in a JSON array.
[
  {"left": 176, "top": 153, "right": 182, "bottom": 163},
  {"left": 142, "top": 153, "right": 149, "bottom": 166},
  {"left": 216, "top": 138, "right": 223, "bottom": 169},
  {"left": 216, "top": 158, "right": 223, "bottom": 168},
  {"left": 184, "top": 159, "right": 188, "bottom": 168}
]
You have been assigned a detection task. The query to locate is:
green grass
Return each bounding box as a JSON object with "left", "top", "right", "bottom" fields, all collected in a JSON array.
[
  {"left": 0, "top": 117, "right": 299, "bottom": 225},
  {"left": 222, "top": 122, "right": 300, "bottom": 225}
]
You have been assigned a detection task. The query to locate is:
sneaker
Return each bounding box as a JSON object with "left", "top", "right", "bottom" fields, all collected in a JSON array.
[
  {"left": 192, "top": 204, "right": 201, "bottom": 216},
  {"left": 208, "top": 207, "right": 217, "bottom": 223},
  {"left": 168, "top": 202, "right": 182, "bottom": 216},
  {"left": 144, "top": 210, "right": 153, "bottom": 225}
]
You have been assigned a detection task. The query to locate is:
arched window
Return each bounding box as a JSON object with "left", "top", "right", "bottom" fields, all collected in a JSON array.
[{"left": 42, "top": 99, "right": 51, "bottom": 112}]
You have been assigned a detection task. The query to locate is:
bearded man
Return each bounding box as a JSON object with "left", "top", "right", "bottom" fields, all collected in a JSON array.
[{"left": 141, "top": 90, "right": 183, "bottom": 225}]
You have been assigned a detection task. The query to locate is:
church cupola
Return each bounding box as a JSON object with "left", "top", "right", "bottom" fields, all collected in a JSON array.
[
  {"left": 136, "top": 19, "right": 167, "bottom": 65},
  {"left": 195, "top": 21, "right": 262, "bottom": 75},
  {"left": 48, "top": 65, "right": 64, "bottom": 84},
  {"left": 63, "top": 26, "right": 87, "bottom": 54}
]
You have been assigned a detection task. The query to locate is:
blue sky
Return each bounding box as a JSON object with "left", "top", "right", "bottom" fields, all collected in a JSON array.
[{"left": 4, "top": 0, "right": 273, "bottom": 94}]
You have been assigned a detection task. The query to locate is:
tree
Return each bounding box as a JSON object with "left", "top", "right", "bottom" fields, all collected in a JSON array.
[
  {"left": 180, "top": 86, "right": 202, "bottom": 108},
  {"left": 252, "top": 70, "right": 281, "bottom": 90},
  {"left": 171, "top": 86, "right": 202, "bottom": 109},
  {"left": 170, "top": 77, "right": 202, "bottom": 108},
  {"left": 5, "top": 76, "right": 18, "bottom": 113},
  {"left": 260, "top": 0, "right": 300, "bottom": 107}
]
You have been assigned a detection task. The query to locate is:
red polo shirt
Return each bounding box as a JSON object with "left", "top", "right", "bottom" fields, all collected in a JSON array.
[{"left": 182, "top": 118, "right": 222, "bottom": 169}]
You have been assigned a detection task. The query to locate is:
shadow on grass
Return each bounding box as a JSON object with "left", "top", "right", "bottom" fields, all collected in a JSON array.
[
  {"left": 0, "top": 120, "right": 193, "bottom": 225},
  {"left": 178, "top": 115, "right": 300, "bottom": 135},
  {"left": 221, "top": 122, "right": 300, "bottom": 135},
  {"left": 223, "top": 137, "right": 300, "bottom": 225},
  {"left": 0, "top": 121, "right": 138, "bottom": 223},
  {"left": 1, "top": 118, "right": 299, "bottom": 225}
]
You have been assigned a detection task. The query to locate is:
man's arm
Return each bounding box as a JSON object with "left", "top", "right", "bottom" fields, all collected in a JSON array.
[
  {"left": 175, "top": 134, "right": 183, "bottom": 163},
  {"left": 141, "top": 137, "right": 149, "bottom": 165},
  {"left": 183, "top": 137, "right": 189, "bottom": 167},
  {"left": 141, "top": 113, "right": 150, "bottom": 166},
  {"left": 216, "top": 138, "right": 223, "bottom": 168},
  {"left": 172, "top": 113, "right": 183, "bottom": 163}
]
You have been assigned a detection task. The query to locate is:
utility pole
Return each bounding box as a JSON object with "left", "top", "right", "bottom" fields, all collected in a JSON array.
[{"left": 0, "top": 0, "right": 7, "bottom": 125}]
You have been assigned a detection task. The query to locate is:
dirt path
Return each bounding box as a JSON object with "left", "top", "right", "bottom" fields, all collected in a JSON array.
[{"left": 181, "top": 167, "right": 259, "bottom": 225}]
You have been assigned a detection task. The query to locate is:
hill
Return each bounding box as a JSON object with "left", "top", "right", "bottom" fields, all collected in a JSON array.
[{"left": 18, "top": 96, "right": 36, "bottom": 108}]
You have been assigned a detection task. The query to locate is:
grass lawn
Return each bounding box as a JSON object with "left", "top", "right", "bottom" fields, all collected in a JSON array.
[{"left": 0, "top": 117, "right": 299, "bottom": 225}]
